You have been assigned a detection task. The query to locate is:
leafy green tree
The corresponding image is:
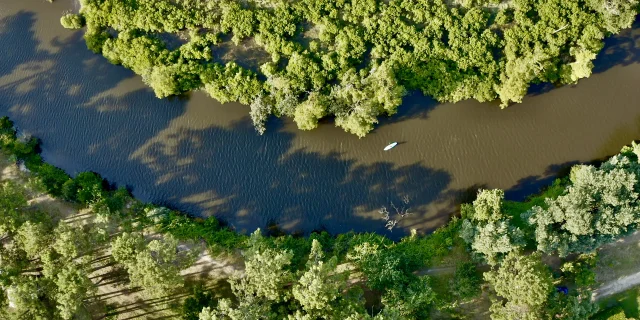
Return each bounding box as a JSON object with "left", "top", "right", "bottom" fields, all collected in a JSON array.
[
  {"left": 380, "top": 276, "right": 435, "bottom": 319},
  {"left": 293, "top": 93, "right": 328, "bottom": 131},
  {"left": 181, "top": 285, "right": 217, "bottom": 320},
  {"left": 54, "top": 263, "right": 94, "bottom": 320},
  {"left": 560, "top": 253, "right": 597, "bottom": 287},
  {"left": 460, "top": 189, "right": 524, "bottom": 265},
  {"left": 546, "top": 290, "right": 598, "bottom": 320},
  {"left": 53, "top": 222, "right": 91, "bottom": 261},
  {"left": 15, "top": 221, "right": 52, "bottom": 259},
  {"left": 60, "top": 14, "right": 85, "bottom": 29},
  {"left": 111, "top": 232, "right": 195, "bottom": 298},
  {"left": 0, "top": 245, "right": 28, "bottom": 286},
  {"left": 292, "top": 239, "right": 344, "bottom": 315},
  {"left": 249, "top": 95, "right": 272, "bottom": 135},
  {"left": 0, "top": 181, "right": 29, "bottom": 235},
  {"left": 451, "top": 262, "right": 482, "bottom": 299},
  {"left": 6, "top": 277, "right": 56, "bottom": 320},
  {"left": 484, "top": 252, "right": 553, "bottom": 320},
  {"left": 586, "top": 0, "right": 639, "bottom": 33},
  {"left": 525, "top": 153, "right": 640, "bottom": 256}
]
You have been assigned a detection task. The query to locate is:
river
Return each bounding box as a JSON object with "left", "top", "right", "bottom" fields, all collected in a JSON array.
[{"left": 1, "top": 0, "right": 640, "bottom": 238}]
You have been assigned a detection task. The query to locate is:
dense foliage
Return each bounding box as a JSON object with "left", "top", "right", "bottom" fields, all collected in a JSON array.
[
  {"left": 461, "top": 143, "right": 640, "bottom": 262},
  {"left": 526, "top": 146, "right": 640, "bottom": 256},
  {"left": 65, "top": 0, "right": 639, "bottom": 136},
  {"left": 484, "top": 252, "right": 554, "bottom": 320}
]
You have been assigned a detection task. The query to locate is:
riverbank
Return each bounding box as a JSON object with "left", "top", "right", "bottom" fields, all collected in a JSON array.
[{"left": 3, "top": 113, "right": 640, "bottom": 318}]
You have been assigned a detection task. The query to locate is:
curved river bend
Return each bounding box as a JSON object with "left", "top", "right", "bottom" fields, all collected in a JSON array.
[{"left": 1, "top": 0, "right": 640, "bottom": 238}]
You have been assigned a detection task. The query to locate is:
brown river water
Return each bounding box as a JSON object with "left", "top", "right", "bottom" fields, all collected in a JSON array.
[{"left": 1, "top": 0, "right": 640, "bottom": 238}]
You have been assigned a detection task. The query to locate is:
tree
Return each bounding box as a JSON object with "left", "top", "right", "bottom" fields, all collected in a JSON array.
[
  {"left": 470, "top": 189, "right": 505, "bottom": 222},
  {"left": 451, "top": 262, "right": 482, "bottom": 299},
  {"left": 293, "top": 93, "right": 328, "bottom": 131},
  {"left": 230, "top": 243, "right": 293, "bottom": 302},
  {"left": 201, "top": 230, "right": 292, "bottom": 318},
  {"left": 292, "top": 240, "right": 344, "bottom": 315},
  {"left": 111, "top": 233, "right": 195, "bottom": 298},
  {"left": 249, "top": 95, "right": 272, "bottom": 135},
  {"left": 181, "top": 285, "right": 217, "bottom": 320},
  {"left": 0, "top": 245, "right": 28, "bottom": 286},
  {"left": 15, "top": 221, "right": 52, "bottom": 259},
  {"left": 53, "top": 222, "right": 91, "bottom": 261},
  {"left": 60, "top": 14, "right": 85, "bottom": 30},
  {"left": 546, "top": 290, "right": 599, "bottom": 320},
  {"left": 484, "top": 252, "right": 553, "bottom": 320},
  {"left": 460, "top": 189, "right": 524, "bottom": 265},
  {"left": 380, "top": 276, "right": 435, "bottom": 319},
  {"left": 525, "top": 153, "right": 640, "bottom": 256},
  {"left": 586, "top": 0, "right": 639, "bottom": 33},
  {"left": 0, "top": 181, "right": 29, "bottom": 235},
  {"left": 54, "top": 263, "right": 94, "bottom": 320},
  {"left": 6, "top": 277, "right": 56, "bottom": 320}
]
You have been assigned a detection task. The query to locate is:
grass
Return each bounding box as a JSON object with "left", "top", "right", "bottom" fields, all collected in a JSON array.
[{"left": 594, "top": 287, "right": 640, "bottom": 319}]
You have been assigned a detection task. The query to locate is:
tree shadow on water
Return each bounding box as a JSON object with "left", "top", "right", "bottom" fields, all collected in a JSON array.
[
  {"left": 504, "top": 160, "right": 580, "bottom": 201},
  {"left": 378, "top": 90, "right": 439, "bottom": 126},
  {"left": 593, "top": 16, "right": 640, "bottom": 74},
  {"left": 0, "top": 11, "right": 187, "bottom": 176},
  {"left": 0, "top": 10, "right": 453, "bottom": 239},
  {"left": 131, "top": 118, "right": 452, "bottom": 240}
]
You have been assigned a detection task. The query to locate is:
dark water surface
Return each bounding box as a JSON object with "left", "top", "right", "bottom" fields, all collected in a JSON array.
[{"left": 1, "top": 0, "right": 640, "bottom": 238}]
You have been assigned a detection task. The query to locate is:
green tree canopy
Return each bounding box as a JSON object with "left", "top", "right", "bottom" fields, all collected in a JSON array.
[
  {"left": 524, "top": 151, "right": 640, "bottom": 256},
  {"left": 484, "top": 252, "right": 553, "bottom": 320}
]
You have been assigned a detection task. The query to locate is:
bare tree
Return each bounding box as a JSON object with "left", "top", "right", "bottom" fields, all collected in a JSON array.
[{"left": 379, "top": 195, "right": 412, "bottom": 231}]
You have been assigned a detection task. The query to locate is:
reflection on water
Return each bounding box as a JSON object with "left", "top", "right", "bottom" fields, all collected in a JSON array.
[{"left": 1, "top": 0, "right": 640, "bottom": 238}]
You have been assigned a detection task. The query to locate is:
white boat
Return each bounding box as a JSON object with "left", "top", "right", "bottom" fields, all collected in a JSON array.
[{"left": 384, "top": 142, "right": 398, "bottom": 151}]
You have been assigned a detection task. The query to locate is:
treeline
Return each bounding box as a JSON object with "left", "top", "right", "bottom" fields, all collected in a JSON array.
[
  {"left": 60, "top": 0, "right": 639, "bottom": 136},
  {"left": 460, "top": 143, "right": 640, "bottom": 319}
]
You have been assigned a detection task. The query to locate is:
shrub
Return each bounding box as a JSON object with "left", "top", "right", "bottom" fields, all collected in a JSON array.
[
  {"left": 451, "top": 262, "right": 481, "bottom": 299},
  {"left": 60, "top": 14, "right": 85, "bottom": 30},
  {"left": 34, "top": 164, "right": 71, "bottom": 197}
]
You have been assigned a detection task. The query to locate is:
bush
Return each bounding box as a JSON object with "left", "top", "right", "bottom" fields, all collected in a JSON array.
[
  {"left": 561, "top": 253, "right": 597, "bottom": 287},
  {"left": 34, "top": 164, "right": 71, "bottom": 197},
  {"left": 181, "top": 285, "right": 216, "bottom": 320},
  {"left": 74, "top": 172, "right": 104, "bottom": 204},
  {"left": 60, "top": 14, "right": 85, "bottom": 30},
  {"left": 451, "top": 262, "right": 481, "bottom": 299}
]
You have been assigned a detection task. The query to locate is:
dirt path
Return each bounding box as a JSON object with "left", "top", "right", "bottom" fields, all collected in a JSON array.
[
  {"left": 593, "top": 271, "right": 640, "bottom": 300},
  {"left": 592, "top": 231, "right": 640, "bottom": 301}
]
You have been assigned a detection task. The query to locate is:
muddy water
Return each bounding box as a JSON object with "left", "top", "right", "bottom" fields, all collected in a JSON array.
[{"left": 1, "top": 0, "right": 640, "bottom": 238}]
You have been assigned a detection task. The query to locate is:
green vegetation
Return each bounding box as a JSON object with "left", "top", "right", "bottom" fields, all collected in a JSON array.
[
  {"left": 485, "top": 252, "right": 554, "bottom": 319},
  {"left": 462, "top": 142, "right": 640, "bottom": 261},
  {"left": 65, "top": 0, "right": 639, "bottom": 137},
  {"left": 60, "top": 13, "right": 84, "bottom": 30}
]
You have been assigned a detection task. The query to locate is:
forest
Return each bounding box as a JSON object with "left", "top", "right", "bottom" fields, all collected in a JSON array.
[{"left": 60, "top": 0, "right": 639, "bottom": 137}]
